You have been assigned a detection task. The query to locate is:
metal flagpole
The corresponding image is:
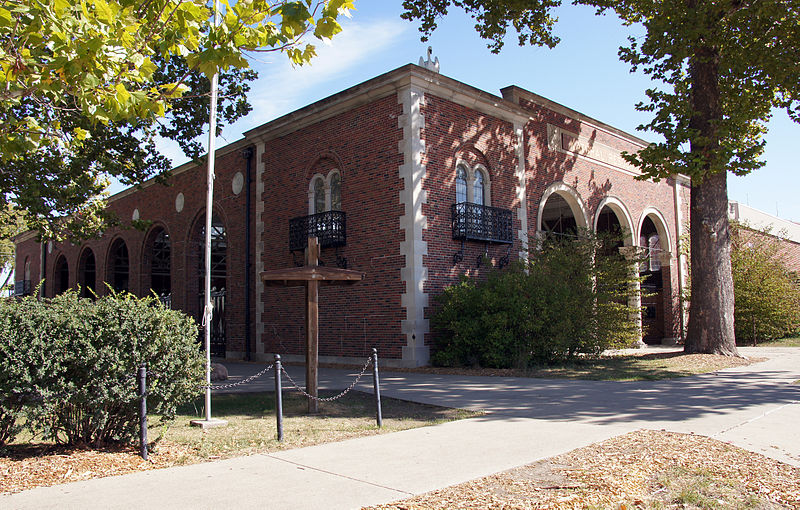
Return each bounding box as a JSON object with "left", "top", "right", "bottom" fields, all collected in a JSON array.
[
  {"left": 203, "top": 0, "right": 220, "bottom": 423},
  {"left": 190, "top": 0, "right": 226, "bottom": 429}
]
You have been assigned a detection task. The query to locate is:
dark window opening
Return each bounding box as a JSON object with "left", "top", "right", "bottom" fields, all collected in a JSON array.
[
  {"left": 55, "top": 255, "right": 69, "bottom": 295},
  {"left": 110, "top": 239, "right": 129, "bottom": 293},
  {"left": 79, "top": 249, "right": 96, "bottom": 298},
  {"left": 151, "top": 229, "right": 171, "bottom": 296}
]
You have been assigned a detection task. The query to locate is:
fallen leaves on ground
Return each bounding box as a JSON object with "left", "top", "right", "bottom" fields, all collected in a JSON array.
[
  {"left": 0, "top": 442, "right": 193, "bottom": 494},
  {"left": 366, "top": 430, "right": 800, "bottom": 509}
]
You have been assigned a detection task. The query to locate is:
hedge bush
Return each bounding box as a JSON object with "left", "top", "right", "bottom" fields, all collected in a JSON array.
[
  {"left": 730, "top": 223, "right": 800, "bottom": 345},
  {"left": 432, "top": 231, "right": 642, "bottom": 368},
  {"left": 0, "top": 292, "right": 203, "bottom": 446}
]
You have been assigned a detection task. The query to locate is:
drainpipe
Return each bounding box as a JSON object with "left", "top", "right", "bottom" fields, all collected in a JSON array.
[{"left": 243, "top": 147, "right": 254, "bottom": 361}]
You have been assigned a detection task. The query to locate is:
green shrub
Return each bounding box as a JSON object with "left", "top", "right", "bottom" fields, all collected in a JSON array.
[
  {"left": 731, "top": 223, "right": 800, "bottom": 345},
  {"left": 432, "top": 231, "right": 641, "bottom": 368},
  {"left": 0, "top": 292, "right": 203, "bottom": 446}
]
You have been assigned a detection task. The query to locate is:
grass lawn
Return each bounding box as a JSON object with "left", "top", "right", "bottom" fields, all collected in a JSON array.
[
  {"left": 0, "top": 390, "right": 480, "bottom": 494},
  {"left": 159, "top": 389, "right": 478, "bottom": 462},
  {"left": 748, "top": 336, "right": 800, "bottom": 347},
  {"left": 381, "top": 351, "right": 763, "bottom": 381}
]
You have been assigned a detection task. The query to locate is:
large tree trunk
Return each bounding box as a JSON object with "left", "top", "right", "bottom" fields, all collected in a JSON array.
[
  {"left": 686, "top": 172, "right": 738, "bottom": 355},
  {"left": 684, "top": 43, "right": 739, "bottom": 356}
]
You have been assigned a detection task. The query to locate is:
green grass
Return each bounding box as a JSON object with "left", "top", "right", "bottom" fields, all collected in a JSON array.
[
  {"left": 749, "top": 336, "right": 800, "bottom": 347},
  {"left": 401, "top": 351, "right": 757, "bottom": 381},
  {"left": 151, "top": 390, "right": 480, "bottom": 462},
  {"left": 653, "top": 466, "right": 767, "bottom": 509}
]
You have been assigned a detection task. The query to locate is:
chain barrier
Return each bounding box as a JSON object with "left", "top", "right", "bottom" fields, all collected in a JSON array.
[
  {"left": 280, "top": 355, "right": 372, "bottom": 402},
  {"left": 199, "top": 363, "right": 274, "bottom": 390}
]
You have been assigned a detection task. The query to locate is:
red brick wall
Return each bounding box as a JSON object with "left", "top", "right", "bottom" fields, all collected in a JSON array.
[
  {"left": 519, "top": 99, "right": 683, "bottom": 341},
  {"left": 15, "top": 147, "right": 257, "bottom": 356},
  {"left": 258, "top": 94, "right": 406, "bottom": 360},
  {"left": 420, "top": 94, "right": 522, "bottom": 347}
]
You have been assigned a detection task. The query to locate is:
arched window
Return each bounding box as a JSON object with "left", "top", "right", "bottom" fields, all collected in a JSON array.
[
  {"left": 109, "top": 239, "right": 129, "bottom": 293},
  {"left": 455, "top": 165, "right": 468, "bottom": 204},
  {"left": 313, "top": 177, "right": 325, "bottom": 214},
  {"left": 24, "top": 257, "right": 30, "bottom": 281},
  {"left": 150, "top": 228, "right": 171, "bottom": 296},
  {"left": 78, "top": 248, "right": 96, "bottom": 298},
  {"left": 455, "top": 162, "right": 490, "bottom": 206},
  {"left": 198, "top": 215, "right": 227, "bottom": 292},
  {"left": 55, "top": 254, "right": 69, "bottom": 294},
  {"left": 330, "top": 172, "right": 341, "bottom": 211},
  {"left": 308, "top": 169, "right": 343, "bottom": 214},
  {"left": 473, "top": 169, "right": 485, "bottom": 206}
]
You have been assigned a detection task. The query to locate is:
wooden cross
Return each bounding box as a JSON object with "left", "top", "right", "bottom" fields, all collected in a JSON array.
[{"left": 260, "top": 237, "right": 364, "bottom": 413}]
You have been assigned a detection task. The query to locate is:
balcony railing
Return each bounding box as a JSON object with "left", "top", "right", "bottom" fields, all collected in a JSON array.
[
  {"left": 452, "top": 202, "right": 513, "bottom": 244},
  {"left": 289, "top": 210, "right": 347, "bottom": 251},
  {"left": 13, "top": 280, "right": 31, "bottom": 297}
]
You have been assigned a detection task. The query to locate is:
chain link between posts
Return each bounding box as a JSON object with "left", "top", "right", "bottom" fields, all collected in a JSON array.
[
  {"left": 198, "top": 363, "right": 274, "bottom": 390},
  {"left": 279, "top": 355, "right": 372, "bottom": 402}
]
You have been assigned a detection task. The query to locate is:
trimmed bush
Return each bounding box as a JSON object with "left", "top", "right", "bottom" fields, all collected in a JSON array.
[
  {"left": 432, "top": 231, "right": 641, "bottom": 368},
  {"left": 0, "top": 292, "right": 203, "bottom": 446}
]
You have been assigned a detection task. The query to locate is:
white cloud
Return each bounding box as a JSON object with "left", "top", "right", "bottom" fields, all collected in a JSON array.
[
  {"left": 149, "top": 17, "right": 408, "bottom": 172},
  {"left": 228, "top": 18, "right": 409, "bottom": 134}
]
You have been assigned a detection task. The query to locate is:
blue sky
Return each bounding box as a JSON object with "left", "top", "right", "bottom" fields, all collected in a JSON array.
[{"left": 149, "top": 1, "right": 800, "bottom": 223}]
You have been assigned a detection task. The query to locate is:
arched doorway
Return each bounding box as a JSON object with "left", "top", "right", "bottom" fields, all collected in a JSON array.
[
  {"left": 191, "top": 212, "right": 227, "bottom": 357},
  {"left": 640, "top": 215, "right": 667, "bottom": 344},
  {"left": 54, "top": 254, "right": 69, "bottom": 295},
  {"left": 78, "top": 248, "right": 96, "bottom": 298},
  {"left": 538, "top": 184, "right": 588, "bottom": 238},
  {"left": 108, "top": 239, "right": 129, "bottom": 293}
]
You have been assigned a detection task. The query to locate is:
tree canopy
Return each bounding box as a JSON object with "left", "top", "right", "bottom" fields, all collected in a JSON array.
[
  {"left": 402, "top": 0, "right": 800, "bottom": 354},
  {"left": 1, "top": 0, "right": 354, "bottom": 239}
]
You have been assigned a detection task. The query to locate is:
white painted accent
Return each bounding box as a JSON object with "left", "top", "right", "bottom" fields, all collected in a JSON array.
[
  {"left": 232, "top": 172, "right": 244, "bottom": 196},
  {"left": 131, "top": 208, "right": 140, "bottom": 221},
  {"left": 537, "top": 181, "right": 590, "bottom": 232},
  {"left": 514, "top": 123, "right": 528, "bottom": 260},
  {"left": 638, "top": 207, "right": 673, "bottom": 253},
  {"left": 397, "top": 85, "right": 430, "bottom": 367},
  {"left": 175, "top": 192, "right": 185, "bottom": 213},
  {"left": 47, "top": 241, "right": 53, "bottom": 254},
  {"left": 255, "top": 142, "right": 266, "bottom": 359},
  {"left": 594, "top": 196, "right": 635, "bottom": 246},
  {"left": 673, "top": 178, "right": 687, "bottom": 340}
]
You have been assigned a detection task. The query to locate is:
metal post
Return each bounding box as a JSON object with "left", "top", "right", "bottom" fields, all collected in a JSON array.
[
  {"left": 201, "top": 0, "right": 221, "bottom": 425},
  {"left": 372, "top": 348, "right": 382, "bottom": 428},
  {"left": 138, "top": 364, "right": 148, "bottom": 460},
  {"left": 274, "top": 354, "right": 284, "bottom": 441}
]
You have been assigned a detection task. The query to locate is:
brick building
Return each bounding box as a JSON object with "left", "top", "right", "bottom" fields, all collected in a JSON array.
[{"left": 13, "top": 62, "right": 692, "bottom": 367}]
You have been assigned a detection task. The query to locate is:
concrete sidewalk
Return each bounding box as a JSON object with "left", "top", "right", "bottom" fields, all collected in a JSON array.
[{"left": 3, "top": 347, "right": 799, "bottom": 509}]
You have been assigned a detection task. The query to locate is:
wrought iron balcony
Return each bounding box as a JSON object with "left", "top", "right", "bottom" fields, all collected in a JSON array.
[
  {"left": 452, "top": 202, "right": 513, "bottom": 244},
  {"left": 13, "top": 280, "right": 31, "bottom": 297},
  {"left": 289, "top": 210, "right": 347, "bottom": 251}
]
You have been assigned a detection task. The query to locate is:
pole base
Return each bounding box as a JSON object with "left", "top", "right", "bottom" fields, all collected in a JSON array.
[{"left": 190, "top": 418, "right": 228, "bottom": 429}]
